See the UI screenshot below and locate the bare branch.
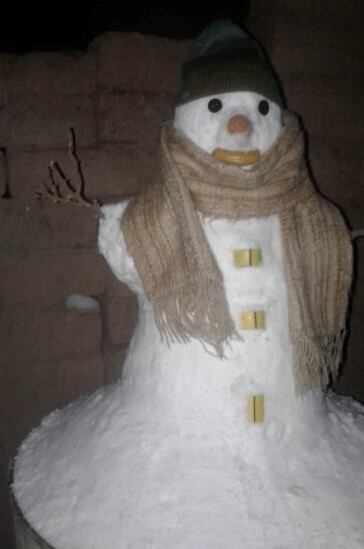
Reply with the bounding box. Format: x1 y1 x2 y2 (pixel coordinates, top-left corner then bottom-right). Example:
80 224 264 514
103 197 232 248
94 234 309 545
68 127 85 195
36 128 103 218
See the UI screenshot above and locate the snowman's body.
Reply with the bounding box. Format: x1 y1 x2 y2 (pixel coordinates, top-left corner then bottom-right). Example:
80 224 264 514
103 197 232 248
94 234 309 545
100 204 300 434
99 91 302 434
13 91 364 548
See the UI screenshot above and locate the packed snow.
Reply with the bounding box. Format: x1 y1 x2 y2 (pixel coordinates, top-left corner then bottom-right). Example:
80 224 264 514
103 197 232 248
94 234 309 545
65 294 100 313
13 91 364 548
13 378 364 548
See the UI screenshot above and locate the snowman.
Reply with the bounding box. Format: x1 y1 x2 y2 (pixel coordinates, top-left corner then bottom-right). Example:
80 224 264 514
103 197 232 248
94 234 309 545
99 19 352 427
13 20 364 549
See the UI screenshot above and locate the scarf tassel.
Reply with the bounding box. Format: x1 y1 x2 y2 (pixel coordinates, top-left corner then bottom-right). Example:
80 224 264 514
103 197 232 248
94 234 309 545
294 331 346 392
153 276 241 358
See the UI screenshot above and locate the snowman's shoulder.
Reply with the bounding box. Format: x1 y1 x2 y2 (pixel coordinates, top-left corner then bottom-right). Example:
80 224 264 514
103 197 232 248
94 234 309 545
97 200 143 294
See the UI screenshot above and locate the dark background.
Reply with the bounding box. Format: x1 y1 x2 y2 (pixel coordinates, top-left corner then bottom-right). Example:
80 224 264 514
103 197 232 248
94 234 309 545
0 2 251 52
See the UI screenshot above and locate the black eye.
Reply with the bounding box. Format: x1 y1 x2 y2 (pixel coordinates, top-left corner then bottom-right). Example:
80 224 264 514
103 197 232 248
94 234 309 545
208 98 223 113
258 100 269 115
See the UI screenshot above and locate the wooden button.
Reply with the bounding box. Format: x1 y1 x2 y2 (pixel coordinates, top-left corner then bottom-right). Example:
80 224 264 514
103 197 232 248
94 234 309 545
239 310 265 330
233 248 262 267
247 395 265 423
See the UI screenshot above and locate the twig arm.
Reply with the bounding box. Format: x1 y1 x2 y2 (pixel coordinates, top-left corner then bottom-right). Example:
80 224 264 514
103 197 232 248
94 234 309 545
36 127 103 218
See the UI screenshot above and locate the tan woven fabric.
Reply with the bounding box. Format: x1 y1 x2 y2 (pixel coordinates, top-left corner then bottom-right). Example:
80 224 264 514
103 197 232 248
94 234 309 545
121 111 352 392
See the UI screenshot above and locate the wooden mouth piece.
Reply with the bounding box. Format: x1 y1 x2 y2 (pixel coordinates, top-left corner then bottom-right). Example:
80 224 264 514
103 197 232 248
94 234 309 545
212 148 261 166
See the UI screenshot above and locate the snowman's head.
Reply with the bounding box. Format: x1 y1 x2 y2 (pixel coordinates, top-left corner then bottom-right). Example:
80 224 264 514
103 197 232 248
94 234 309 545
174 20 284 167
174 90 282 166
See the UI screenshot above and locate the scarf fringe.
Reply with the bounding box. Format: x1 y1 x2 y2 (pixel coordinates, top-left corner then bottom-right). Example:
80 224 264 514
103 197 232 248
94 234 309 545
122 112 352 394
154 276 241 358
294 331 346 392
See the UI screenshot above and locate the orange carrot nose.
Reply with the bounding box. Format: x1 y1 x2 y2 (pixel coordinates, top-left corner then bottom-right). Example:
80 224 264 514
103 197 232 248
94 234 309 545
227 114 251 134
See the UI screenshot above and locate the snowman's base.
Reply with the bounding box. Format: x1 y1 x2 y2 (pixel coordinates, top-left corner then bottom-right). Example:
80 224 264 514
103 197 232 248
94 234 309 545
11 489 54 549
12 382 364 549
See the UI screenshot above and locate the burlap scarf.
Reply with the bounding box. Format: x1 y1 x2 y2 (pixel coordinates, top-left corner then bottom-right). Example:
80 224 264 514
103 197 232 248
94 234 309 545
121 111 352 392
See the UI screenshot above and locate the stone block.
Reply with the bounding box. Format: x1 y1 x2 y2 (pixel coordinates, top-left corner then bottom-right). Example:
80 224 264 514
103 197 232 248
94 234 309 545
0 475 14 549
283 83 364 147
2 94 96 148
271 16 364 93
0 249 106 307
0 149 8 198
0 200 99 251
0 53 16 95
92 31 188 93
0 306 102 364
264 0 361 23
274 12 362 55
56 352 105 402
307 136 362 206
104 269 139 300
346 206 364 232
97 90 174 147
1 50 96 96
103 296 138 345
244 15 277 56
1 353 105 437
102 345 127 384
81 144 158 200
335 241 364 401
306 138 363 233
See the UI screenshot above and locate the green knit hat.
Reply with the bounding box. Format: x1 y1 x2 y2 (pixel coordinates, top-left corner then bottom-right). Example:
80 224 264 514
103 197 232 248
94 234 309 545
176 19 283 107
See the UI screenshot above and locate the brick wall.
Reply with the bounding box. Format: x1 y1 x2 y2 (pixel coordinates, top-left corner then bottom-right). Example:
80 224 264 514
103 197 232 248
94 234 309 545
1 2 363 546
